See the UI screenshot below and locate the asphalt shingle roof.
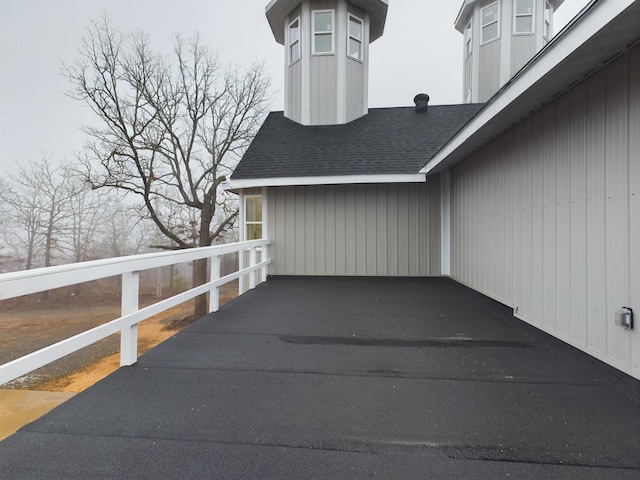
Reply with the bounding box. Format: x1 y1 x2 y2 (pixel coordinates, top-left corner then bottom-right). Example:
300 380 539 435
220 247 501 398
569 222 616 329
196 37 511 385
231 104 485 180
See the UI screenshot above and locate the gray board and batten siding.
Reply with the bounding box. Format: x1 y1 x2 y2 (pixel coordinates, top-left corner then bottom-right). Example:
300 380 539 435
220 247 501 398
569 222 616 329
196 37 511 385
478 39 501 104
449 44 640 379
267 180 441 277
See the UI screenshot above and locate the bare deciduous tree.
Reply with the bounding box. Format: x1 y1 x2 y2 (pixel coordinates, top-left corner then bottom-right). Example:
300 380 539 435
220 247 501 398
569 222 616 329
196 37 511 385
64 17 272 319
97 204 157 258
0 155 71 270
57 172 106 264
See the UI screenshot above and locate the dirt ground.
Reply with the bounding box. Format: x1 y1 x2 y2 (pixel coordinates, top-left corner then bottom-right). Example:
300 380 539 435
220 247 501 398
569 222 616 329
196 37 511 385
0 281 238 440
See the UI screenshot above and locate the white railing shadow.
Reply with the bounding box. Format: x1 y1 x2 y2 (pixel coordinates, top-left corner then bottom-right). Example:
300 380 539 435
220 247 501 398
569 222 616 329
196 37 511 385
0 239 271 386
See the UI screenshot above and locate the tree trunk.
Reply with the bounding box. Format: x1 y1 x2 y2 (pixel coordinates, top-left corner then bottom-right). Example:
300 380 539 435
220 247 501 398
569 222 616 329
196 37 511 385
192 203 213 320
41 222 54 301
192 257 208 320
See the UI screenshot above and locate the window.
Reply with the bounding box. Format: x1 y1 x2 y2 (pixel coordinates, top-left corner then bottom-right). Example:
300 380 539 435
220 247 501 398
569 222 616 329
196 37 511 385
313 10 334 54
347 14 363 61
289 17 301 64
514 0 534 34
543 1 552 41
245 195 262 240
481 2 500 43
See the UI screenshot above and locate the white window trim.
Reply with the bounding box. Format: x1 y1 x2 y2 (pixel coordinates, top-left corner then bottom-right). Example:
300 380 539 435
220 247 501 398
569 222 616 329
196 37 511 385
543 0 552 41
288 16 301 66
465 19 473 58
347 13 364 62
481 1 500 45
513 0 535 35
312 9 335 55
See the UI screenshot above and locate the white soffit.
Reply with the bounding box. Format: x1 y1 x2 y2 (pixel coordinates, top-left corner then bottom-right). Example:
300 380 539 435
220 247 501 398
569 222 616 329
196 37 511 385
425 0 640 175
223 174 426 191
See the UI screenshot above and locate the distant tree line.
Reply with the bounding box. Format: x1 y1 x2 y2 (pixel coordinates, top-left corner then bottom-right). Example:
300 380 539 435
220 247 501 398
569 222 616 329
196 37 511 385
0 154 157 272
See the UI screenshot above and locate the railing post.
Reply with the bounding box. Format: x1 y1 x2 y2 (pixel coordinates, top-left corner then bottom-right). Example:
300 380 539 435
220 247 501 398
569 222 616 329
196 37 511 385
120 271 140 366
238 249 246 295
209 254 221 313
261 243 269 284
249 247 257 289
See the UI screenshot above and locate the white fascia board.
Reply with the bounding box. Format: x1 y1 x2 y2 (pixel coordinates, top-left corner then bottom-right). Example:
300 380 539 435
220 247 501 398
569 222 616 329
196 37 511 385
422 0 631 175
223 174 426 191
454 0 475 33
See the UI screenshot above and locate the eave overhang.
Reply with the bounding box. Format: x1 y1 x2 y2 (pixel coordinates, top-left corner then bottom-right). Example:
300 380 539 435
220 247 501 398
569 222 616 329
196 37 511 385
428 0 639 174
223 173 425 193
266 0 388 45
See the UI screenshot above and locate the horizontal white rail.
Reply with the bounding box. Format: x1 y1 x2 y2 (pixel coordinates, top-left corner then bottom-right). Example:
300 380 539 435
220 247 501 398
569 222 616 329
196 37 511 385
0 239 269 301
0 239 271 386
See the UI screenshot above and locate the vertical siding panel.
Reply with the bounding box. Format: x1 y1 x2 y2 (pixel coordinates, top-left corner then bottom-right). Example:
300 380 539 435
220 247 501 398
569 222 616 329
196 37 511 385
463 167 471 283
315 186 327 275
325 185 337 275
542 105 557 330
530 112 545 324
355 185 367 275
479 159 486 290
428 176 441 275
451 175 459 277
468 166 473 284
585 69 607 355
366 184 378 275
629 45 640 375
471 160 480 289
407 185 419 276
397 185 409 275
497 140 508 301
488 151 499 295
569 83 588 345
505 136 516 303
345 185 357 275
418 182 428 275
457 168 465 281
283 187 295 273
272 188 285 275
305 186 316 274
377 184 388 274
387 184 398 275
295 186 306 274
520 117 534 317
511 129 524 308
555 93 572 337
604 56 630 367
334 186 347 275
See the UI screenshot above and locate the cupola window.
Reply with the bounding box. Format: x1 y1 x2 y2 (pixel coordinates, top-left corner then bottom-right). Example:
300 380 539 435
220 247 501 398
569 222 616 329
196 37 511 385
289 17 301 64
313 10 334 54
348 14 363 61
481 2 500 43
514 0 534 34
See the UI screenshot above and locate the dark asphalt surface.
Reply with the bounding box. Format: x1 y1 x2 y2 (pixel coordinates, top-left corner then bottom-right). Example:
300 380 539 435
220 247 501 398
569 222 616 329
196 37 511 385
0 276 638 479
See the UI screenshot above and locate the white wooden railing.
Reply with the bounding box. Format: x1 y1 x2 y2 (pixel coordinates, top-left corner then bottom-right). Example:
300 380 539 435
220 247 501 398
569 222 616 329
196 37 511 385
0 239 271 386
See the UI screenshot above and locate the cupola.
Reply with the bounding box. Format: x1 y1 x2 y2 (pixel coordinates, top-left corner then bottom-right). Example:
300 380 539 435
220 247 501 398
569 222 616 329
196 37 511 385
455 0 564 103
266 0 388 126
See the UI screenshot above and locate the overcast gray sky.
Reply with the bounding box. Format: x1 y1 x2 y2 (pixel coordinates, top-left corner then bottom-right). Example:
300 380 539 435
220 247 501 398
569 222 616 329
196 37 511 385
0 0 588 174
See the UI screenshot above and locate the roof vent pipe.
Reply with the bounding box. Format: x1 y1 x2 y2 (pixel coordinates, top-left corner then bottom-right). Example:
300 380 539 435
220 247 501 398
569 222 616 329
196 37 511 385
414 93 430 113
